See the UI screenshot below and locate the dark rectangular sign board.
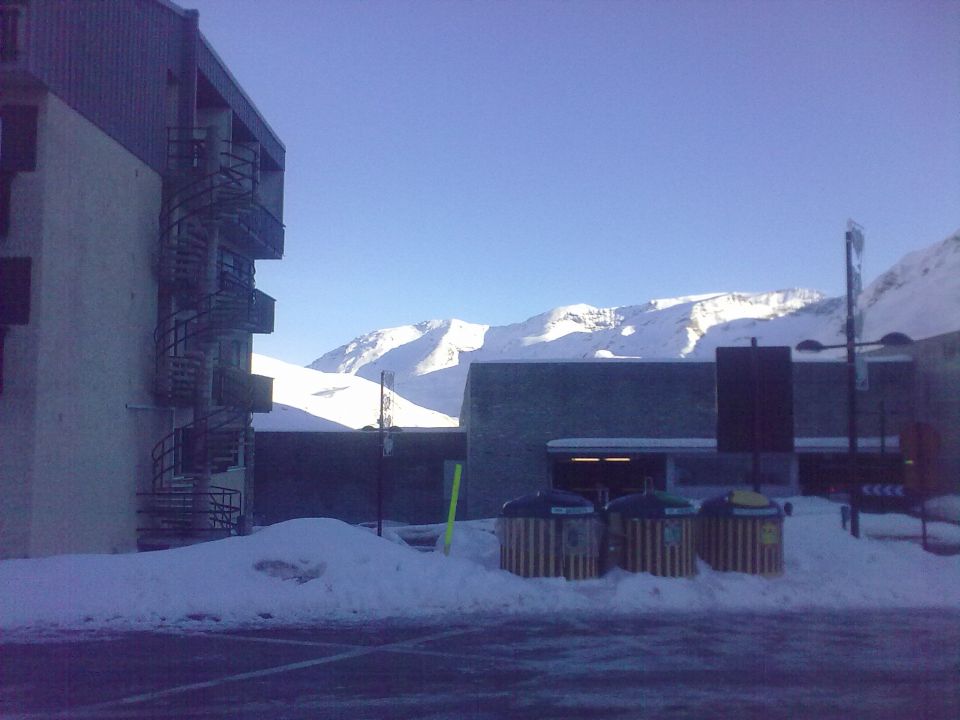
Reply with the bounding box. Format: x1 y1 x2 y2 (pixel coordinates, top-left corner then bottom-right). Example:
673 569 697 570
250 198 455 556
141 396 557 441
716 345 794 453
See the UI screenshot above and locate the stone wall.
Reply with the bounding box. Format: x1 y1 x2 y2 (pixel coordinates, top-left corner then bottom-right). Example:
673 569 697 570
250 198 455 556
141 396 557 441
463 358 915 519
254 430 466 526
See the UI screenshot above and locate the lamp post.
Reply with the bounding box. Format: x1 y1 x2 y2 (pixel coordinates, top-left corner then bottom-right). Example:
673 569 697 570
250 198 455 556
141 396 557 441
377 370 395 538
795 332 912 537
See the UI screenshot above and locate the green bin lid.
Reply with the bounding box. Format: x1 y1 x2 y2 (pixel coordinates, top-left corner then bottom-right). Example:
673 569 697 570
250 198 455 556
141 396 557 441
500 489 596 518
605 491 696 519
699 490 783 518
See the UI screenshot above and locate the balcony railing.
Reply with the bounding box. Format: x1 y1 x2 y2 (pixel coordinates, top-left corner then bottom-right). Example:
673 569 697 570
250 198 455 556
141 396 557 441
221 203 285 261
164 128 283 260
250 373 274 414
137 486 242 535
213 367 273 413
207 288 274 334
249 289 275 334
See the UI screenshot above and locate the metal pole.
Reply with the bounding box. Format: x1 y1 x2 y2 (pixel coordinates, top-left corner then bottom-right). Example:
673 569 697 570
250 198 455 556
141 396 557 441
751 337 761 493
845 231 861 538
377 370 384 537
879 400 886 456
377 371 384 537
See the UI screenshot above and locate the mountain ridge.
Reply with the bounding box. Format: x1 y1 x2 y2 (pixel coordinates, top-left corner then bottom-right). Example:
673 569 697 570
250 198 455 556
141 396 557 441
258 231 959 426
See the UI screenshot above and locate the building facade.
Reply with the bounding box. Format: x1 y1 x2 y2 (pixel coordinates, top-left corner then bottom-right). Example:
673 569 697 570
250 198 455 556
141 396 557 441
249 333 957 527
254 430 467 527
460 352 922 519
0 0 284 557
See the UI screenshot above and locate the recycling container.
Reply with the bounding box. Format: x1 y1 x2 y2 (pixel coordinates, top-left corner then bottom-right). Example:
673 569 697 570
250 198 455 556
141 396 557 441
605 491 698 577
497 489 602 580
697 490 784 577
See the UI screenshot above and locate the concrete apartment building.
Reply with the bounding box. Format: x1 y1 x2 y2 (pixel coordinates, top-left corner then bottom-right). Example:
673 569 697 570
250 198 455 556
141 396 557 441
0 0 284 558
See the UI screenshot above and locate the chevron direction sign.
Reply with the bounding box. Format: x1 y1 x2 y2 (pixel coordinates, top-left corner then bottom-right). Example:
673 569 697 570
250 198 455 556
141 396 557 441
862 484 905 497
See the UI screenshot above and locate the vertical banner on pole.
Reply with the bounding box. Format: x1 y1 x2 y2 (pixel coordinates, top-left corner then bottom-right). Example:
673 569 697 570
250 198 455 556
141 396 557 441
443 463 463 556
380 371 395 431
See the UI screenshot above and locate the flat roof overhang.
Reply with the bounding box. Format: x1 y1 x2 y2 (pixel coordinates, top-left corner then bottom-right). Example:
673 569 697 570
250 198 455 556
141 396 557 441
547 437 900 456
548 438 715 456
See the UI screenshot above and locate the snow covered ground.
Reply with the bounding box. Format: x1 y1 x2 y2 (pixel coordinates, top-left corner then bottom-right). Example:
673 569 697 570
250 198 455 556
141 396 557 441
1 497 957 635
251 354 458 430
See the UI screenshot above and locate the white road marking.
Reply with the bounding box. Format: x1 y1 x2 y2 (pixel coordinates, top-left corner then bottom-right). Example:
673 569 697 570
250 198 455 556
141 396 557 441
218 631 544 668
25 627 482 718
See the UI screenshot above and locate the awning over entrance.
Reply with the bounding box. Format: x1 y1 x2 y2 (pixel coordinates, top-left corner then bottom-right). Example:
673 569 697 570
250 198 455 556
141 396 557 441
547 438 716 455
548 437 900 455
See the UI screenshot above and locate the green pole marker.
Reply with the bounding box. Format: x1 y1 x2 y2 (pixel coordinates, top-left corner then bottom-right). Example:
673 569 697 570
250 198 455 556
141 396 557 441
443 463 463 556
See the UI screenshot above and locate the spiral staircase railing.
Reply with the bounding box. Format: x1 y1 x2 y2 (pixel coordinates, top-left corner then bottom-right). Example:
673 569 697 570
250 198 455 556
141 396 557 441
139 128 264 545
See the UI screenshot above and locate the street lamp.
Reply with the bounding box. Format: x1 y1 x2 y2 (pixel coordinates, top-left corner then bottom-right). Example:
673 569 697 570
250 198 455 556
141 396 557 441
795 333 913 353
795 332 913 538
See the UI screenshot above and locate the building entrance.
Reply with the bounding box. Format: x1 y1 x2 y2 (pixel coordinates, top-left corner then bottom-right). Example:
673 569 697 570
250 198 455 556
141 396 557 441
552 455 666 508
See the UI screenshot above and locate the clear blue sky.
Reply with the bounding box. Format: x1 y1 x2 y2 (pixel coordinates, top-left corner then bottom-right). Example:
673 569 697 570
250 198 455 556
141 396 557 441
184 0 960 365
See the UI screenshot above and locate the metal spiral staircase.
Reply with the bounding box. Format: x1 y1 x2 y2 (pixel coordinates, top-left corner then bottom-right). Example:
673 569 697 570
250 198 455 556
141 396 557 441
138 127 276 549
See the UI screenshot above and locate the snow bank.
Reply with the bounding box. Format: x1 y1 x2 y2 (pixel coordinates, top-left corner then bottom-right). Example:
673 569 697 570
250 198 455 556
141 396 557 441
0 498 957 634
921 494 960 524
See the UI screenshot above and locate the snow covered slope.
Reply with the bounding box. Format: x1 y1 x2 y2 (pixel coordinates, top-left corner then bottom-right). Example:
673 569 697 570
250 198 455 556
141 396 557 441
268 231 959 424
251 355 458 431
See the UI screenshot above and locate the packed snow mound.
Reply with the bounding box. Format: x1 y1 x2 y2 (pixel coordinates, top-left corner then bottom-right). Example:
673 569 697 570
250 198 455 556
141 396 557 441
0 498 958 634
251 354 458 431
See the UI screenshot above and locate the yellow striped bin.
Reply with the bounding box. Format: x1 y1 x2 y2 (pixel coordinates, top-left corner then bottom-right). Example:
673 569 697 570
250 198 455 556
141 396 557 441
605 492 698 578
497 490 601 581
697 490 784 577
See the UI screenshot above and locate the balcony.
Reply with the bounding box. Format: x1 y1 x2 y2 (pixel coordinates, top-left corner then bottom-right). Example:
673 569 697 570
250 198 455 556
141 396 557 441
209 288 274 334
163 128 283 261
213 366 273 413
220 203 285 261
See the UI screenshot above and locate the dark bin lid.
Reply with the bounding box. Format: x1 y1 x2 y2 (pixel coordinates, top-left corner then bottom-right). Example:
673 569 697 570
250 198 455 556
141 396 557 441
699 490 783 518
500 489 596 518
605 491 696 519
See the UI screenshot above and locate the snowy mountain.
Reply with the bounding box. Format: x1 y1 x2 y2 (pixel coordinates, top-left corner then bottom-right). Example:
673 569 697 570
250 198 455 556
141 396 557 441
251 355 458 431
269 232 959 425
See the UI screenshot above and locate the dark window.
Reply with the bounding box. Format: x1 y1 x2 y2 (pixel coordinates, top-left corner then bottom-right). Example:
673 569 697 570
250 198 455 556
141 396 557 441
0 172 10 237
674 453 792 487
0 105 38 172
0 6 20 63
0 325 7 394
0 256 31 325
0 104 38 236
217 247 254 290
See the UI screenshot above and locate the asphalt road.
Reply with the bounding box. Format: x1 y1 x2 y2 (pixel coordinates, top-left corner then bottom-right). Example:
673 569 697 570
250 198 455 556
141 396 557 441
2 609 959 720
